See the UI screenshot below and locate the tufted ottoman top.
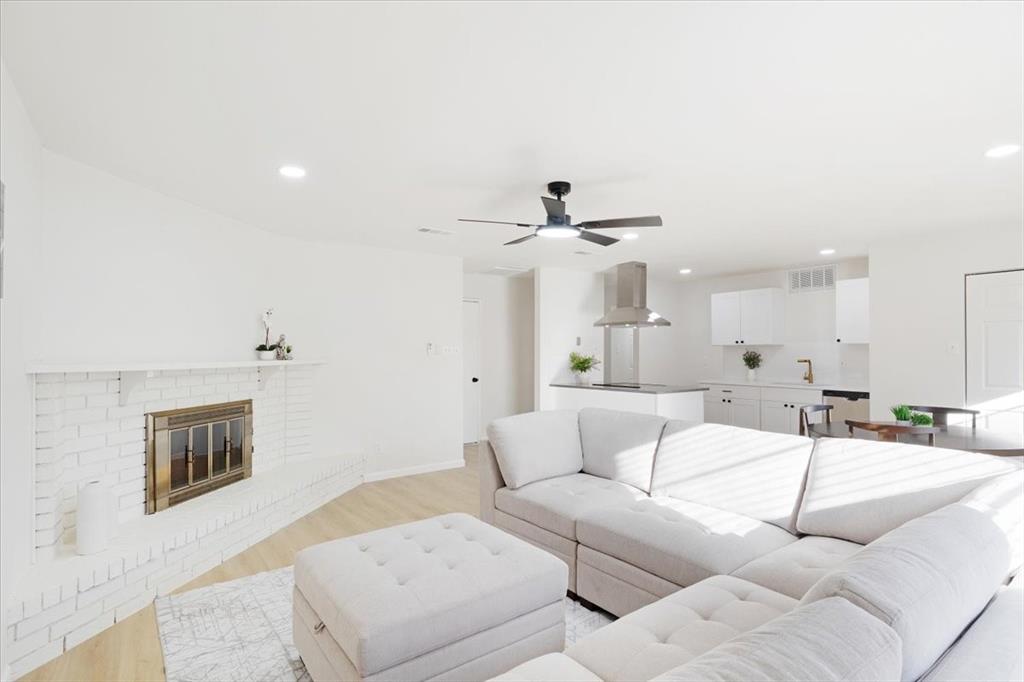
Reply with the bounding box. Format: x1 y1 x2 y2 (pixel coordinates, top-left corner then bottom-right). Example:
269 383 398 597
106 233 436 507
294 513 568 676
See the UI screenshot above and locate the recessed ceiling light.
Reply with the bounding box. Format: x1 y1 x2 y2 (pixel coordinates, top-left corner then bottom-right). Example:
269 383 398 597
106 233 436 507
621 233 639 240
985 144 1021 159
820 248 836 255
679 268 692 275
278 165 307 179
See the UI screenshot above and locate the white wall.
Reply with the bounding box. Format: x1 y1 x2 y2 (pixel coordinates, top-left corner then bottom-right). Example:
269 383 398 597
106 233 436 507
644 260 870 386
534 268 604 409
0 65 465 646
1 59 42 679
869 228 1024 420
463 273 534 433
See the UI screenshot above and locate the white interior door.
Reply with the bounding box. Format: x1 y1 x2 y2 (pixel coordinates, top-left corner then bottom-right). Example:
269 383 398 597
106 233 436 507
462 300 482 444
966 270 1024 433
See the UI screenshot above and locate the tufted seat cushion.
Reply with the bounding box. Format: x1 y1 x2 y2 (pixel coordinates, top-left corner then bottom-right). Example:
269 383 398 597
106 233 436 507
576 497 797 587
731 536 863 599
495 473 647 540
294 513 568 677
565 575 798 680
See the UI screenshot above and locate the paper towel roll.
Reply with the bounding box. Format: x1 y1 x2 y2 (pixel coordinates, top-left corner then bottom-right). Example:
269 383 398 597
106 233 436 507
77 480 111 555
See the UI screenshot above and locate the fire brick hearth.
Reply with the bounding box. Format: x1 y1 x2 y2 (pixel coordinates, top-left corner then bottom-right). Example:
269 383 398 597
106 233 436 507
146 400 253 513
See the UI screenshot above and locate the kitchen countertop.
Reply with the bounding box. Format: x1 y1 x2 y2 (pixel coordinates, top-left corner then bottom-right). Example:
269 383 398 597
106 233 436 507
550 383 709 395
699 378 869 393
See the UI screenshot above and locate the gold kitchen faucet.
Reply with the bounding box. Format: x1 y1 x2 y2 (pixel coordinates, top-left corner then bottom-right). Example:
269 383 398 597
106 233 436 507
797 358 814 384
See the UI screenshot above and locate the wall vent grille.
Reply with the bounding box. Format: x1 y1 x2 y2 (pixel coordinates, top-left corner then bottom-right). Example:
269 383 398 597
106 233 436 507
788 264 836 292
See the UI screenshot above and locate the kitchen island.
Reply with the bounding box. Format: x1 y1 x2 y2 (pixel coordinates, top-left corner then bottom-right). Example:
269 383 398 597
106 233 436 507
549 383 707 421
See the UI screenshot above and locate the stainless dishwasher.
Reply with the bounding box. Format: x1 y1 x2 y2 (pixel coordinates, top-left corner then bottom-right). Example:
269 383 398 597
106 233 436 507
823 389 871 423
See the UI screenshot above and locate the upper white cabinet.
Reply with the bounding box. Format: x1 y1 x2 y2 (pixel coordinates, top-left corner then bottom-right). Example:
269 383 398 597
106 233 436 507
710 288 785 346
835 278 870 344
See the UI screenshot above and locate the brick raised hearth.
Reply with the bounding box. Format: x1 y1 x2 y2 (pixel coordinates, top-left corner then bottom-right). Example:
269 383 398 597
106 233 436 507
7 361 364 679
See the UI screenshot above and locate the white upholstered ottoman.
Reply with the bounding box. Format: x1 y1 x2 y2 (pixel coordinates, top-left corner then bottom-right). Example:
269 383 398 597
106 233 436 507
293 513 569 681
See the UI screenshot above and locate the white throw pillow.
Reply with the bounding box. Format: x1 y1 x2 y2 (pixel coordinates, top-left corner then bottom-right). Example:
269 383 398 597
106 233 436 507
487 410 582 489
801 503 1011 681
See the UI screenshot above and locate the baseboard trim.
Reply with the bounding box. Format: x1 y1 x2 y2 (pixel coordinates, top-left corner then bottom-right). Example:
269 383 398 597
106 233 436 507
364 458 465 483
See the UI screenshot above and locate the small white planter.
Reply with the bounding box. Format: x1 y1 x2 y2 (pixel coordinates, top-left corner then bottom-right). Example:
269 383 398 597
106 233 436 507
257 350 276 361
895 420 911 426
747 369 757 382
575 373 592 386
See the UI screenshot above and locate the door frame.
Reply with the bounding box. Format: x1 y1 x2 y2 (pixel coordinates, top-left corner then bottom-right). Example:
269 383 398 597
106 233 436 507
963 268 1024 405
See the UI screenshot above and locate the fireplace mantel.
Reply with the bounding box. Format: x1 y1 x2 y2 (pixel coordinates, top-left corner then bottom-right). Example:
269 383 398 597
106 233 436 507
27 359 326 405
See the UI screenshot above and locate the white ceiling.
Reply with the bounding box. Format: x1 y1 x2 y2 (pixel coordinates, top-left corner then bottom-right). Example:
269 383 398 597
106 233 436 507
2 1 1021 279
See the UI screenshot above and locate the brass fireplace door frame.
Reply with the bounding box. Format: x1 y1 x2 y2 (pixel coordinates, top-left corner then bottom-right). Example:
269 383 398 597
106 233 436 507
146 399 253 513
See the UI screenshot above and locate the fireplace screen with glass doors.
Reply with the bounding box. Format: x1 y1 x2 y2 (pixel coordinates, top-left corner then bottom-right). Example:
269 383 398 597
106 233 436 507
146 400 253 513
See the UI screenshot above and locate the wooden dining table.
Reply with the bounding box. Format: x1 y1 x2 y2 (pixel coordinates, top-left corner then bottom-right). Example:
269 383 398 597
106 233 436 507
808 419 1024 456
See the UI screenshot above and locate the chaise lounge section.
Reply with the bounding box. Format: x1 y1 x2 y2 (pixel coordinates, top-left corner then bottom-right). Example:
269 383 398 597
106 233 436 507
481 408 1023 681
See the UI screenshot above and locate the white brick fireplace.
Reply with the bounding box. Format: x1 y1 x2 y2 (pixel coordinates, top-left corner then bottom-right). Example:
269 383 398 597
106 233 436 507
6 360 364 678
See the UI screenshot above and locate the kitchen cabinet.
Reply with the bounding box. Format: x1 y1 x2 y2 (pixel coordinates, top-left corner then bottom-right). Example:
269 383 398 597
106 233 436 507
760 400 804 434
710 292 741 345
710 288 785 345
703 382 825 434
703 384 763 429
835 278 870 344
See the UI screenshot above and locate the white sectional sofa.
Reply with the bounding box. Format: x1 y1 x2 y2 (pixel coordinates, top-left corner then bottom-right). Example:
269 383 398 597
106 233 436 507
481 408 1023 681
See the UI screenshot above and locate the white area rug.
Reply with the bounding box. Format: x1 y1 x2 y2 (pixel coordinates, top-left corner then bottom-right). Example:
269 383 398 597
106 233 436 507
156 566 613 682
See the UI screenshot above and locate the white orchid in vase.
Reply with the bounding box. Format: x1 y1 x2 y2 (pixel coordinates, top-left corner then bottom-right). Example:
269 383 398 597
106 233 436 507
255 308 277 359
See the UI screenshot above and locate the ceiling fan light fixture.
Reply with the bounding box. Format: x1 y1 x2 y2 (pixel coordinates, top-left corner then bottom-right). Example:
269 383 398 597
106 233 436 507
537 225 580 239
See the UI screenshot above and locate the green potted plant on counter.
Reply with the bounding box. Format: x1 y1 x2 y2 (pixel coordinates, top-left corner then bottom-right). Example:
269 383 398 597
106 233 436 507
742 350 762 382
569 352 601 386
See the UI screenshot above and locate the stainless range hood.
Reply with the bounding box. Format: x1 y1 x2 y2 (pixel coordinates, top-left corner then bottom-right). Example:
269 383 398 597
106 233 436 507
593 261 671 328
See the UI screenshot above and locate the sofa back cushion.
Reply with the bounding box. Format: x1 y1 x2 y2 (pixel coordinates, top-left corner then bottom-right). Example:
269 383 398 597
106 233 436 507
578 408 667 492
650 421 813 532
487 410 582 489
958 470 1024 575
796 437 1020 544
651 597 902 682
801 503 1012 681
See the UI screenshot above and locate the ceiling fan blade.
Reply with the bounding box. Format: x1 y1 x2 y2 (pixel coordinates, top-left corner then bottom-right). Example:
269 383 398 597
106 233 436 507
540 196 566 220
577 230 619 247
458 218 535 227
504 234 538 246
577 216 663 229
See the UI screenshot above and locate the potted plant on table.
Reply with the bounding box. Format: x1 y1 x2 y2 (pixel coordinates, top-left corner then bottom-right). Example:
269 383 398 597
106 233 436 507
890 404 913 426
742 350 762 382
569 352 601 386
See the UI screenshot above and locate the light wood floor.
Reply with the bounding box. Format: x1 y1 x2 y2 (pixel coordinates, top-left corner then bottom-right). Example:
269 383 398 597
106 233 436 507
24 446 480 682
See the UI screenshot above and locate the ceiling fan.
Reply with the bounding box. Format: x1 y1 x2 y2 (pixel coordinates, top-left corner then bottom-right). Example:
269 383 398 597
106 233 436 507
459 181 663 246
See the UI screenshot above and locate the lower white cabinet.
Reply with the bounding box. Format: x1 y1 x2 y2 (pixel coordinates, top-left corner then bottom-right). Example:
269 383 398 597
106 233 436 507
702 383 822 435
703 387 762 430
760 400 802 435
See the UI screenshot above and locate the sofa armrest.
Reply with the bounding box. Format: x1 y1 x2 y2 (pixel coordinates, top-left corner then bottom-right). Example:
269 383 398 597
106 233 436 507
479 440 506 524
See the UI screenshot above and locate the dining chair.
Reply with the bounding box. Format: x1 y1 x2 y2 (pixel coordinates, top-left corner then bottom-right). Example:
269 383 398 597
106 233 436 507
799 404 833 437
905 406 980 428
845 419 939 446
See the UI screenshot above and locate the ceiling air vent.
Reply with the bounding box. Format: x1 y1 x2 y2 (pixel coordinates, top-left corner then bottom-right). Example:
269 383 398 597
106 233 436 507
417 227 455 236
788 264 836 292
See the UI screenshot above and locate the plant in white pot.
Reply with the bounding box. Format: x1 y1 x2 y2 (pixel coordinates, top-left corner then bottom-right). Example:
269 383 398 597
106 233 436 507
890 404 913 426
256 308 276 360
742 350 762 382
569 352 600 386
